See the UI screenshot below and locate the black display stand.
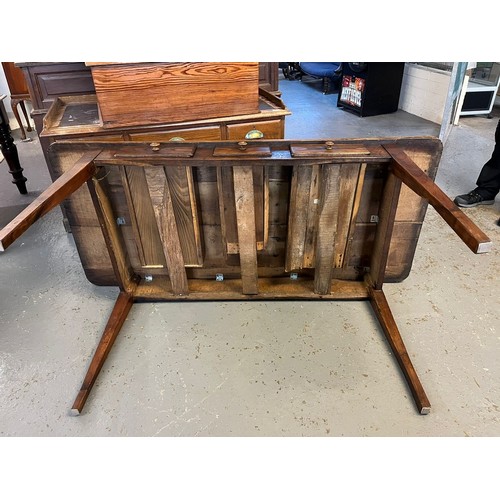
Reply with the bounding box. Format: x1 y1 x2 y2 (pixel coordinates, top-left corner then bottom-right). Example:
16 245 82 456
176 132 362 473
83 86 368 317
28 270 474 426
337 63 405 117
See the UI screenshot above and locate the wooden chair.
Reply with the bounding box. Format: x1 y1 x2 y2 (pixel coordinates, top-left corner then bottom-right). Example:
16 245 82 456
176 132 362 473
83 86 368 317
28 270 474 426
1 63 33 141
0 138 491 415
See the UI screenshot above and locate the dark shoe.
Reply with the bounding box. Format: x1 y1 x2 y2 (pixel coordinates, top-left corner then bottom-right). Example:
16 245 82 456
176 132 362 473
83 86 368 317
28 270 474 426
497 218 500 227
454 189 495 208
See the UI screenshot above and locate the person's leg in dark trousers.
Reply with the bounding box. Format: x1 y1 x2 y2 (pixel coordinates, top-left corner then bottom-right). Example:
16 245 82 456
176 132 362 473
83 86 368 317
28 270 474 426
454 119 500 208
475 118 500 198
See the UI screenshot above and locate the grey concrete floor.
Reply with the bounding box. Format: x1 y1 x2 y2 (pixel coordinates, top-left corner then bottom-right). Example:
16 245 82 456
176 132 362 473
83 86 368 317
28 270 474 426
0 76 499 438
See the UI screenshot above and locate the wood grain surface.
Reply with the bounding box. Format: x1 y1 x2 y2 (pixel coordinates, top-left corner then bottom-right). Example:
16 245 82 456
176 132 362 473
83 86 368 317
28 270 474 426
91 62 260 128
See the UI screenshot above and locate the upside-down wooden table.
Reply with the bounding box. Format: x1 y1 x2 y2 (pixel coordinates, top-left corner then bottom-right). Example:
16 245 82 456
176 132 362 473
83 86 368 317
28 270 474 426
0 138 492 415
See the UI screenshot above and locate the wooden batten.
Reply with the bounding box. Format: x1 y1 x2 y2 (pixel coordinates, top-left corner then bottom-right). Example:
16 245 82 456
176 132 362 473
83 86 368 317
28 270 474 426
217 165 267 255
302 165 321 268
285 164 318 272
232 166 259 295
286 162 362 277
164 165 204 267
121 166 167 267
144 167 189 296
313 164 341 295
342 163 367 269
333 164 363 268
123 164 203 269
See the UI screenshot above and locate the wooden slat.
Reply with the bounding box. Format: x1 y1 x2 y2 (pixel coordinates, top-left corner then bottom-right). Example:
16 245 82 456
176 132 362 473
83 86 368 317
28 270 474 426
217 166 238 256
263 166 270 249
121 166 166 267
0 151 97 251
303 165 321 268
314 164 341 295
285 164 314 271
233 166 258 294
164 166 203 267
218 165 266 255
144 167 189 296
252 165 267 250
333 164 362 268
342 163 367 268
385 144 492 254
88 170 138 293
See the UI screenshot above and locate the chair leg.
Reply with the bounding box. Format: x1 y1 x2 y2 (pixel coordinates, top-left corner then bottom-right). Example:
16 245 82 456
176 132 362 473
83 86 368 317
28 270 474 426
322 77 330 94
10 98 26 141
19 100 33 132
71 291 134 415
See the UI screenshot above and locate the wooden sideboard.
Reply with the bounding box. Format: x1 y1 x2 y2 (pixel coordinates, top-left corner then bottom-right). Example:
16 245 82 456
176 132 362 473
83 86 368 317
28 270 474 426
17 62 284 175
40 90 289 174
17 62 279 132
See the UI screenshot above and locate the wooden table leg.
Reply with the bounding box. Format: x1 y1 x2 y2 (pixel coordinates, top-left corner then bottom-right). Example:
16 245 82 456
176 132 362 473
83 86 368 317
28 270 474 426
0 110 27 195
71 291 134 415
368 286 431 415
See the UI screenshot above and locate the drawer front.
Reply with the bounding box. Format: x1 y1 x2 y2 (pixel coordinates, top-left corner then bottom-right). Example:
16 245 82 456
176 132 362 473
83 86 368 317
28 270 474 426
226 119 284 140
70 134 125 142
129 126 222 142
29 64 95 110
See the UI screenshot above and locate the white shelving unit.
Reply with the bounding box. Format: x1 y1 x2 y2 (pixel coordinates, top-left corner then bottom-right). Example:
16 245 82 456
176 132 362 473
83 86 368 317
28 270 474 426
460 62 500 117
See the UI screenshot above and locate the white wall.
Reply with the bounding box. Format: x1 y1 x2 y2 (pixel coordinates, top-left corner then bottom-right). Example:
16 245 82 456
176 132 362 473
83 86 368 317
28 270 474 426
398 63 452 124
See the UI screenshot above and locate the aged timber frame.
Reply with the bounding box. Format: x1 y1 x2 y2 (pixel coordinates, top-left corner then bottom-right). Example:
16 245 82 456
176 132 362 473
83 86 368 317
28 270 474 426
0 138 491 415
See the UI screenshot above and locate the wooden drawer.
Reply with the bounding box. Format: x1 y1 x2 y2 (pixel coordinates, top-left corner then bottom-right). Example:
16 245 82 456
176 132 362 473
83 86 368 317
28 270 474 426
70 134 125 142
226 119 284 140
129 126 222 142
21 63 95 110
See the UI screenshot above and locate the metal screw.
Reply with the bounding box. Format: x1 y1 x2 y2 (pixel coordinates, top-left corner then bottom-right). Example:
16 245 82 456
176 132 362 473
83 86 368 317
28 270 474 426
215 273 224 281
144 275 153 282
290 272 298 280
116 217 126 225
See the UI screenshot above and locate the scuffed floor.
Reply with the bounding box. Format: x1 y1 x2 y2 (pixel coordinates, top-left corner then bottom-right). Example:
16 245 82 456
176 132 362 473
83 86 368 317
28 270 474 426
0 78 499 437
